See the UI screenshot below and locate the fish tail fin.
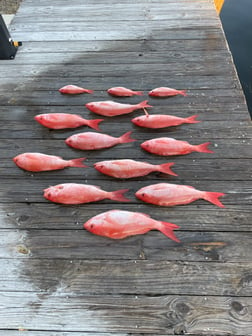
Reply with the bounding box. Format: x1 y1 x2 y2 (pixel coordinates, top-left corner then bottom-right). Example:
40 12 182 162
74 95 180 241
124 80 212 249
109 189 131 202
203 192 225 208
195 142 214 153
85 89 94 94
158 162 178 176
159 222 180 242
138 100 153 109
179 90 187 96
69 157 87 168
120 131 136 143
87 118 104 131
134 91 144 96
185 114 200 124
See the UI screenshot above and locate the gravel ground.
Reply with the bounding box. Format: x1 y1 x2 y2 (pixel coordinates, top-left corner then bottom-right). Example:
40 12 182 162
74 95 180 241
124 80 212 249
0 0 22 14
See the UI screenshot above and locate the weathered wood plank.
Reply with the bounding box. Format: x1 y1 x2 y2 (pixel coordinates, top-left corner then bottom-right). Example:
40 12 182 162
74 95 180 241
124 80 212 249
0 120 250 140
1 229 251 262
0 63 235 81
11 26 223 42
0 50 232 65
0 292 251 334
0 75 239 91
0 179 250 205
13 7 217 22
1 203 251 231
0 104 249 120
14 39 228 54
1 260 252 296
3 158 252 181
1 139 251 159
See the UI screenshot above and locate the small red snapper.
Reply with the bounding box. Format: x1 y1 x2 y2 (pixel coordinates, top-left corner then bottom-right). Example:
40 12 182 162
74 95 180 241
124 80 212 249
84 209 180 242
141 137 213 156
85 100 152 117
94 159 177 178
44 183 130 204
59 85 94 94
149 87 187 97
132 114 200 129
136 183 225 208
13 152 86 172
107 87 143 97
65 131 136 150
35 113 104 131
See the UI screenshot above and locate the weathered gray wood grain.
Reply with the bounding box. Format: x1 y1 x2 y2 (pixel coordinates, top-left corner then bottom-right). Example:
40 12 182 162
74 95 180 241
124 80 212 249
1 259 252 295
0 120 250 140
1 229 251 262
14 39 228 53
0 0 251 335
3 158 252 181
0 292 251 334
1 138 251 159
0 178 250 204
1 203 251 231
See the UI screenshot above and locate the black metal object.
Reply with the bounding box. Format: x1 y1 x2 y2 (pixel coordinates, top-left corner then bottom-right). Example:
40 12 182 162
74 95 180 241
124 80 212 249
0 14 22 59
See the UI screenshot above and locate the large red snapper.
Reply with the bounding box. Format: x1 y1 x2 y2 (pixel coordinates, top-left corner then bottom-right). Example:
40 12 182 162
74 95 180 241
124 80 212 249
85 100 152 117
84 209 180 242
94 159 177 178
141 137 213 156
13 152 86 172
44 183 130 204
132 114 200 129
35 113 104 131
136 183 225 208
65 131 136 150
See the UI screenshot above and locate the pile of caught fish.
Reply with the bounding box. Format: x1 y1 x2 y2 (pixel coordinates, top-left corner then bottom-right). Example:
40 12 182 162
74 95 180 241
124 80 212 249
13 85 225 243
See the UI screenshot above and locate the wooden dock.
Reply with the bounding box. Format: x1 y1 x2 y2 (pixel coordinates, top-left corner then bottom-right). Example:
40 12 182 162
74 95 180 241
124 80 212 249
0 0 251 334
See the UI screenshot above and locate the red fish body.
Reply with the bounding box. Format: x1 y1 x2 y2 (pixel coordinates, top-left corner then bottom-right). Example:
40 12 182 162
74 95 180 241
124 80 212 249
44 183 130 204
65 131 136 150
35 113 104 131
84 209 180 242
13 153 86 172
59 85 93 94
132 114 200 129
94 159 177 178
107 87 143 97
141 137 213 156
136 183 225 208
85 100 152 117
149 87 187 97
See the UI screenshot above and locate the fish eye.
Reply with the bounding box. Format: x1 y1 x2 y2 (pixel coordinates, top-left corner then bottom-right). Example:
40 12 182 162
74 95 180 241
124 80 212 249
142 193 145 197
90 224 94 229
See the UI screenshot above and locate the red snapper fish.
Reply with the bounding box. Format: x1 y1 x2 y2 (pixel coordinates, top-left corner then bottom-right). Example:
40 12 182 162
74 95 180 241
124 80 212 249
132 114 200 129
85 100 152 117
94 159 177 178
136 183 225 208
65 131 136 150
13 152 86 172
107 87 143 97
59 85 94 94
149 87 187 97
44 183 130 204
141 137 213 156
84 209 180 242
35 113 104 131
